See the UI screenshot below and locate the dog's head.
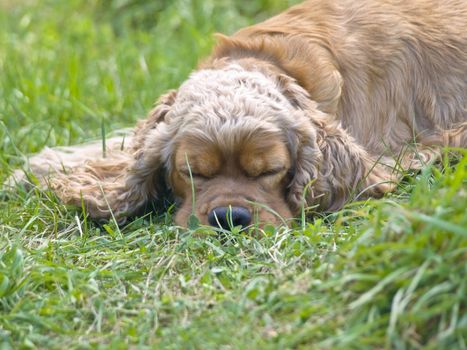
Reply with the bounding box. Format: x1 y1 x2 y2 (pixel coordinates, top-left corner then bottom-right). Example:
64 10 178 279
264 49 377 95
175 66 298 229
128 63 328 229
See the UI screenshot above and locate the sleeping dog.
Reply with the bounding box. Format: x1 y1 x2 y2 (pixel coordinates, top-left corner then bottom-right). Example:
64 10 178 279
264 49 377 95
10 0 467 229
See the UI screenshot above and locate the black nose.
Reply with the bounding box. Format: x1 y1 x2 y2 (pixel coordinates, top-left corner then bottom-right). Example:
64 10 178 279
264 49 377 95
208 206 252 230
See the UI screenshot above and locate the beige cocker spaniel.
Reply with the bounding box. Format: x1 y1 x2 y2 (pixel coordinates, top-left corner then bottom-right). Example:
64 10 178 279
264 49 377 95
10 0 467 229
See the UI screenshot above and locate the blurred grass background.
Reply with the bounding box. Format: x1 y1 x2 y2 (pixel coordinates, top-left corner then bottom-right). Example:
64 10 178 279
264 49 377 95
0 0 297 156
0 1 466 349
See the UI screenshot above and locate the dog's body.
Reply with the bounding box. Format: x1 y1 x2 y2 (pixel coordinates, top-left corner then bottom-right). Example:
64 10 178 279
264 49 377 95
216 0 467 152
10 0 467 228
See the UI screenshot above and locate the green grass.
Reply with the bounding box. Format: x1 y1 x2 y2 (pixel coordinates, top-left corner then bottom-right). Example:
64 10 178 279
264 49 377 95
0 1 466 349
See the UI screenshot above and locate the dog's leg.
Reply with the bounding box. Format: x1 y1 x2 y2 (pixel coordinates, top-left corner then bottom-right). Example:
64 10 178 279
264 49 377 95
5 134 140 224
419 122 467 149
7 134 131 188
393 122 467 170
447 122 467 148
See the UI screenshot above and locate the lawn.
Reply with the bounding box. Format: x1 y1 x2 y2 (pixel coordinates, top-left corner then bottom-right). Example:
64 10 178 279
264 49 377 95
0 1 466 349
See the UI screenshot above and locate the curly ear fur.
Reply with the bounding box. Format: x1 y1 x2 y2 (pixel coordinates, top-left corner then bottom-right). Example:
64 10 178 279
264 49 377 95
26 91 178 223
131 90 177 152
273 74 396 213
312 121 397 211
287 111 397 214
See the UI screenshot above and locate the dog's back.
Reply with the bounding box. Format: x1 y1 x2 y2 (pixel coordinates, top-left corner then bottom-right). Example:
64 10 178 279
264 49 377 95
213 0 467 152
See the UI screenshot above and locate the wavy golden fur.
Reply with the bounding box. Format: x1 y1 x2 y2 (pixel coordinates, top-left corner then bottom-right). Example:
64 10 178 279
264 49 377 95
9 0 467 228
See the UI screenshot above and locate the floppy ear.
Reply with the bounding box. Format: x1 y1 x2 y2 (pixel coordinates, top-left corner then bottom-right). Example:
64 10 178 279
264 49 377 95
49 90 177 224
131 90 177 152
287 111 397 214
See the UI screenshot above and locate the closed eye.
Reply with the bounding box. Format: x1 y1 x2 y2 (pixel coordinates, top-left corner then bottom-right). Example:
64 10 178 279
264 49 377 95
255 166 286 178
180 170 210 180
